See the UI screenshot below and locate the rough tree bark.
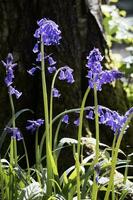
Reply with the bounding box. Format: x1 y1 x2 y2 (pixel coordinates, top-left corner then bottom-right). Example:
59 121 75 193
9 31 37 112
0 0 131 167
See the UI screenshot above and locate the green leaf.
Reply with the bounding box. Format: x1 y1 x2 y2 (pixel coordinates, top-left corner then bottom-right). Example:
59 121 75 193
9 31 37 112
0 108 33 151
18 182 44 200
119 190 128 200
48 144 58 177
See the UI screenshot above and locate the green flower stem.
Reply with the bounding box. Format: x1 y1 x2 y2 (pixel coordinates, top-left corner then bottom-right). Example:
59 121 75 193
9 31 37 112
35 128 39 170
49 68 62 148
111 133 117 200
9 94 17 164
92 84 99 200
22 139 30 179
49 66 69 149
40 131 46 158
112 182 115 200
41 39 52 196
35 128 42 185
77 87 90 155
9 139 13 200
76 87 90 200
52 105 112 124
53 120 62 165
104 113 133 200
112 134 117 157
9 93 17 199
53 106 93 124
75 153 80 200
9 94 15 128
123 155 129 185
40 106 91 157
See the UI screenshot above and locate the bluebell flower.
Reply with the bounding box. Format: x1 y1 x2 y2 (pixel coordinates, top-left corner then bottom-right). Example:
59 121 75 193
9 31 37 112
86 48 123 90
4 68 15 86
36 52 42 62
48 66 57 73
5 127 23 141
59 67 75 84
52 88 61 98
34 18 61 46
26 119 44 132
47 56 57 73
74 118 80 126
27 66 41 76
62 114 69 124
58 70 66 80
86 110 94 119
9 86 22 99
33 43 39 53
2 53 17 69
2 53 17 86
48 56 56 66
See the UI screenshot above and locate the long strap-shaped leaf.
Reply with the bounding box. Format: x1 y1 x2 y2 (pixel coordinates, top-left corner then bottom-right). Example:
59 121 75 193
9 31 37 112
0 108 33 152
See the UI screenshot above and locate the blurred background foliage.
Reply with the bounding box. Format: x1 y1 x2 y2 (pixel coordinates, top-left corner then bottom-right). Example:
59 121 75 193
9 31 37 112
102 0 133 106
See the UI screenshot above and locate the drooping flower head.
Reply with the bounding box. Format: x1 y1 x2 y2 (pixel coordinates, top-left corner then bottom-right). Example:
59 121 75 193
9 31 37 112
86 106 128 134
26 119 44 133
34 18 61 46
5 127 23 141
52 88 61 98
27 66 41 76
62 114 69 124
9 86 22 99
74 118 80 126
58 66 75 84
86 48 123 90
1 53 17 86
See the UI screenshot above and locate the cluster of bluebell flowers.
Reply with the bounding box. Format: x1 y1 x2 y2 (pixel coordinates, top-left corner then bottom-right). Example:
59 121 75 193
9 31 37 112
62 104 132 134
2 53 22 140
34 18 61 46
86 105 133 134
52 66 75 98
60 48 132 133
86 48 123 91
28 18 74 99
2 53 22 98
28 18 61 76
2 53 17 86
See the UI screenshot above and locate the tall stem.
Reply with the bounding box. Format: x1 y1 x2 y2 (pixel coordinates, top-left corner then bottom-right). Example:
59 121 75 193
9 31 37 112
104 113 133 200
92 84 99 200
76 87 90 200
22 139 30 179
41 39 52 195
77 87 90 155
49 66 69 148
9 94 15 128
75 153 80 200
9 94 17 199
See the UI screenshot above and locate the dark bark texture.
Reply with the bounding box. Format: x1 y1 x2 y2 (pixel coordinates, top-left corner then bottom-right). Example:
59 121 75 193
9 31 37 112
0 0 132 169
